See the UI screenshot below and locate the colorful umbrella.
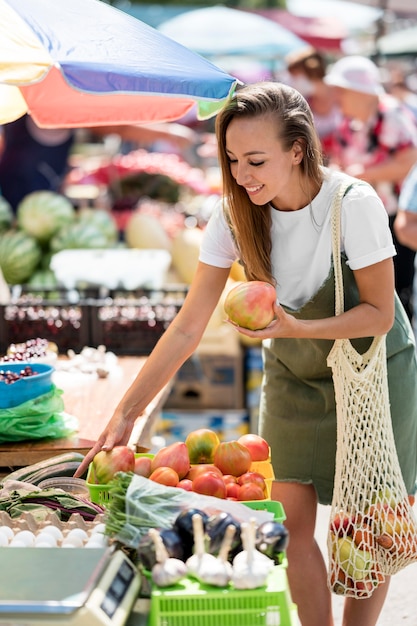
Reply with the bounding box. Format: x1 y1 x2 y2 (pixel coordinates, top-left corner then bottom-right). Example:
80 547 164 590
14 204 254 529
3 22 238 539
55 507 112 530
0 0 240 129
158 6 308 61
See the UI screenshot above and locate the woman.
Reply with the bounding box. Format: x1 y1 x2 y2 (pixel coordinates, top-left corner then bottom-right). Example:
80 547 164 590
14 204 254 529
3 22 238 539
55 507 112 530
75 82 417 626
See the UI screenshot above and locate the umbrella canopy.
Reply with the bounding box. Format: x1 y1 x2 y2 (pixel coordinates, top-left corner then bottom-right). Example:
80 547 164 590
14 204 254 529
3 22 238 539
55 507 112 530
158 6 308 60
374 24 417 55
345 0 417 15
0 0 240 129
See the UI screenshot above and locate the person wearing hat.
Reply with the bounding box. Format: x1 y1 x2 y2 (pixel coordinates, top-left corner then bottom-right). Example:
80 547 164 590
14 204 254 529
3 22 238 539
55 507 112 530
325 55 417 321
285 46 341 162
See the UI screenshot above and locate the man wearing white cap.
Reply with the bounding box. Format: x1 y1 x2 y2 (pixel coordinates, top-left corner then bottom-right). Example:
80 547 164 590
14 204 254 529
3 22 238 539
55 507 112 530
325 55 417 321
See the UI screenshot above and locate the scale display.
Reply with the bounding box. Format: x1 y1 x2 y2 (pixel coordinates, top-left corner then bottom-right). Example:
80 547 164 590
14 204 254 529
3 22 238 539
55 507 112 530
0 546 141 626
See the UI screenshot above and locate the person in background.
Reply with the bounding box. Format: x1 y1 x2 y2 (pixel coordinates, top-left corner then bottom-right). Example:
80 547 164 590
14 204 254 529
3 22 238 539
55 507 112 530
0 115 74 212
387 69 417 122
324 55 417 320
284 46 341 162
394 162 417 249
75 81 417 626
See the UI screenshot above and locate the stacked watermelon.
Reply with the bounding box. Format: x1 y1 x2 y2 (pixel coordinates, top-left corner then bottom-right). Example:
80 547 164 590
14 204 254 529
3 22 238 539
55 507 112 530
0 191 119 286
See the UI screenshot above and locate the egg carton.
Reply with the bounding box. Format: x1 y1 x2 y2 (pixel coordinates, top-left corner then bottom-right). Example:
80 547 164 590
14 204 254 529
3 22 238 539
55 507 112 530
0 510 109 548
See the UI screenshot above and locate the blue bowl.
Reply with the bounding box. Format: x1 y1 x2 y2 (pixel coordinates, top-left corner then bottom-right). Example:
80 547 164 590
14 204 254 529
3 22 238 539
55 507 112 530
0 362 54 409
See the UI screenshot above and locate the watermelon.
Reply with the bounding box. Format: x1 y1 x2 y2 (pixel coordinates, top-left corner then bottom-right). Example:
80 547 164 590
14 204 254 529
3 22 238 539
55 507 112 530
77 208 118 244
17 190 76 245
0 230 42 284
49 222 111 253
0 196 13 232
26 268 59 289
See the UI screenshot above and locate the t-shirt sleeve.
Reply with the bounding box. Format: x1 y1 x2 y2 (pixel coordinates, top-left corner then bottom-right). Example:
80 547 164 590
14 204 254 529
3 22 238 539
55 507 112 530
342 184 397 270
199 200 239 268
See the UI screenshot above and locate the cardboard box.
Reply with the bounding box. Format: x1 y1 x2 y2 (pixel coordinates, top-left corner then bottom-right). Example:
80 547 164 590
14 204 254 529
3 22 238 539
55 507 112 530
165 327 245 409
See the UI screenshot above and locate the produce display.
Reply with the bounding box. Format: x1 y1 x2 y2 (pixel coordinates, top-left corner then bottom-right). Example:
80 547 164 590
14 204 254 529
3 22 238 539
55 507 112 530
88 430 272 502
0 365 40 384
224 281 276 330
0 338 57 363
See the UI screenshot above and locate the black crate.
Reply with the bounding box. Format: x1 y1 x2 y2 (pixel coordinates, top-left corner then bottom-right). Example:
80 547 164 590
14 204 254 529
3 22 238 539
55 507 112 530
89 286 187 355
0 296 91 355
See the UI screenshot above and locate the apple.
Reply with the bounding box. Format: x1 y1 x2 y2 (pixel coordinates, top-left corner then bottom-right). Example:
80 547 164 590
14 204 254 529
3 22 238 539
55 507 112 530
134 455 152 478
224 280 276 330
91 446 135 484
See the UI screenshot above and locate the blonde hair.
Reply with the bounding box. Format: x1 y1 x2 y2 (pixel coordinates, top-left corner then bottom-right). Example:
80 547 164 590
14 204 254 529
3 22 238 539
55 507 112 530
215 81 323 284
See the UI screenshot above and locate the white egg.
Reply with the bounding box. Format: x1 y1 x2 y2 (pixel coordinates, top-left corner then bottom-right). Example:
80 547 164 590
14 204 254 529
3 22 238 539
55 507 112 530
0 532 9 547
34 541 54 548
62 535 84 548
85 534 108 548
90 523 106 535
40 525 63 541
35 533 57 547
0 526 14 541
13 530 35 547
9 539 27 547
66 528 88 543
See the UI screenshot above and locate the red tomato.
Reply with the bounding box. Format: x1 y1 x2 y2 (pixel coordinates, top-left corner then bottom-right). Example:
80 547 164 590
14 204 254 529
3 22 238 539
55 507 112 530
149 466 179 487
237 482 265 501
237 434 270 462
192 472 227 499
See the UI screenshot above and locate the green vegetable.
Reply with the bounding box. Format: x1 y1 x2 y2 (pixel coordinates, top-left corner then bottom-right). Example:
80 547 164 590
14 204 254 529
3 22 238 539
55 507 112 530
0 196 13 232
0 487 104 521
17 191 76 245
3 452 87 484
50 222 111 252
0 229 42 284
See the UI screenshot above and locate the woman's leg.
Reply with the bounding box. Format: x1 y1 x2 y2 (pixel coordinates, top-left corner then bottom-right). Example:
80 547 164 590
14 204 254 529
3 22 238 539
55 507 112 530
342 577 390 626
272 481 334 626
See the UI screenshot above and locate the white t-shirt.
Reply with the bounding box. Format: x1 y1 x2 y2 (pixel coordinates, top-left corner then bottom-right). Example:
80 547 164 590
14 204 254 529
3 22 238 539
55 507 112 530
199 169 396 310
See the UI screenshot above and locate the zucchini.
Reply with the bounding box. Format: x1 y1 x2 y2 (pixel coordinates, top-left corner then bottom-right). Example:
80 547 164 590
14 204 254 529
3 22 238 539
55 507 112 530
25 461 86 485
3 452 86 484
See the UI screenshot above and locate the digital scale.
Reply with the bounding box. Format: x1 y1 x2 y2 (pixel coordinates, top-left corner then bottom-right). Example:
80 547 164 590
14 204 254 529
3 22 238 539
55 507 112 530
0 546 142 626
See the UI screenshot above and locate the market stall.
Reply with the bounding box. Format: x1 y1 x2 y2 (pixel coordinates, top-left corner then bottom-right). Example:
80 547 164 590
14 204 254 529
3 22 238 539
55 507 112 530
0 356 170 469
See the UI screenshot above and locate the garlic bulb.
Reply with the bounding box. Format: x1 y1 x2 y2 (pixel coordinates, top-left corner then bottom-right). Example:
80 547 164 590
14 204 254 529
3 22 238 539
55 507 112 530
232 519 274 589
186 513 222 583
150 528 187 587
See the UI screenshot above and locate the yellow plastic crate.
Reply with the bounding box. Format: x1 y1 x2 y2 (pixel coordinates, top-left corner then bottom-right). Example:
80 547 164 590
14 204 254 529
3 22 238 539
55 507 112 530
87 454 275 506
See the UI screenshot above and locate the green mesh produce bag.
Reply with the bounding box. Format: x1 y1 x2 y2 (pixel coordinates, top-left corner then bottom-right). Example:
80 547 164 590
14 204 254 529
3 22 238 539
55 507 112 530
0 386 78 442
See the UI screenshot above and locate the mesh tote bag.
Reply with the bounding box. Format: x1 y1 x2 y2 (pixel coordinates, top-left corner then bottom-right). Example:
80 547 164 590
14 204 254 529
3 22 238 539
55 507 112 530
326 182 417 599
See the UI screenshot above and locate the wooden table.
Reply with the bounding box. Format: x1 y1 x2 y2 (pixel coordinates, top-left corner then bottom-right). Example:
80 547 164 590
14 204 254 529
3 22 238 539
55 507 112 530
0 357 170 470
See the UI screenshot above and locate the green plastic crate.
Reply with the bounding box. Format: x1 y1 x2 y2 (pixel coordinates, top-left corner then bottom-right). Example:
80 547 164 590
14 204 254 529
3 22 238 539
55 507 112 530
148 565 298 626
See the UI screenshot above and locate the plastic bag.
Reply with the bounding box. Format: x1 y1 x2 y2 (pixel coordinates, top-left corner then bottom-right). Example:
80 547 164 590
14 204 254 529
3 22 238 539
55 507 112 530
106 472 274 549
0 386 78 442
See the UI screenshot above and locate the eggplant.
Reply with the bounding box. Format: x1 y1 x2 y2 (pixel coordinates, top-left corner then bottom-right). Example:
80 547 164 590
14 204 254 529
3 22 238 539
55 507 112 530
137 527 184 571
173 508 210 559
205 511 242 560
255 521 289 564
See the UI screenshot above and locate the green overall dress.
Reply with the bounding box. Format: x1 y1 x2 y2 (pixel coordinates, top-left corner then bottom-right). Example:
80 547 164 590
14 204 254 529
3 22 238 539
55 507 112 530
259 259 417 505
